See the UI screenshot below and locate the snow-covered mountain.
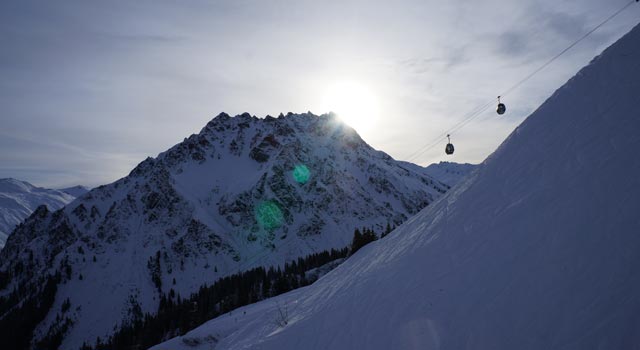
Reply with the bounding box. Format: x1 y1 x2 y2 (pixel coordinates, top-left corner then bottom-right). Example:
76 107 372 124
153 23 640 350
0 178 76 247
0 112 452 349
422 161 476 187
59 186 90 198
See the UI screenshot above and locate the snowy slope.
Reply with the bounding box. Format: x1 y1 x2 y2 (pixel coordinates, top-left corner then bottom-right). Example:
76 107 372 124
0 178 76 247
0 112 451 349
153 23 640 350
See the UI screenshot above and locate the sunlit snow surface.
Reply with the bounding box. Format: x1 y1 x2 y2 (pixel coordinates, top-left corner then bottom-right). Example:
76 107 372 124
154 23 640 350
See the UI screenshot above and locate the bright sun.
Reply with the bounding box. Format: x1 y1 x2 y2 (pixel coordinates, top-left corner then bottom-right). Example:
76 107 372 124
321 80 379 135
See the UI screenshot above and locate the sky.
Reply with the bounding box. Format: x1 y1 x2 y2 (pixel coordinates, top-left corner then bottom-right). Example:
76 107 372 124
1 0 638 188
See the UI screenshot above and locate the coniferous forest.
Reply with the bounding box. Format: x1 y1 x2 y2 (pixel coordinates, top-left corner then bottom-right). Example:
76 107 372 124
88 247 348 350
0 272 63 350
0 226 389 350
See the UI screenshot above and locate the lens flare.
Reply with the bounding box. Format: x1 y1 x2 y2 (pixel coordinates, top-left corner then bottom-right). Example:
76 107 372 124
292 164 310 184
256 201 284 230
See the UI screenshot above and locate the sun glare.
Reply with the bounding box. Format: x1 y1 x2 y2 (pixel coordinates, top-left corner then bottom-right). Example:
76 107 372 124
321 80 380 135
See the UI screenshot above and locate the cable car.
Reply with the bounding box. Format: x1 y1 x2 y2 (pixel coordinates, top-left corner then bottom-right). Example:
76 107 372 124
445 134 454 155
497 96 506 115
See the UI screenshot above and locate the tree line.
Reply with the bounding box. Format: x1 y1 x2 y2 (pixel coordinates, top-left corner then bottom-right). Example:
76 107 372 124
89 246 350 350
0 224 392 350
92 224 394 350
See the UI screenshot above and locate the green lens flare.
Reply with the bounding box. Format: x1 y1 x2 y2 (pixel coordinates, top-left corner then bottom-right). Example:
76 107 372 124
292 164 310 184
256 201 284 230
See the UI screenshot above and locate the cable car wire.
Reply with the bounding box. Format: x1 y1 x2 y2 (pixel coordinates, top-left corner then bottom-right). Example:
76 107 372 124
404 99 494 162
500 0 637 98
405 0 637 163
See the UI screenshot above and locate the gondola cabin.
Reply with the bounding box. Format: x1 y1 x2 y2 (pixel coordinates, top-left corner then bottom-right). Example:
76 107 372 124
445 134 454 155
497 96 506 115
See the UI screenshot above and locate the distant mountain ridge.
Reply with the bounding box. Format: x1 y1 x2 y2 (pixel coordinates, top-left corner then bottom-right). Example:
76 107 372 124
423 161 476 187
0 112 459 349
59 186 90 198
0 178 80 247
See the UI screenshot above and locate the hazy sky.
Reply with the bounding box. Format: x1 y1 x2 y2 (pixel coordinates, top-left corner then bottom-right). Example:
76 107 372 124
1 0 638 188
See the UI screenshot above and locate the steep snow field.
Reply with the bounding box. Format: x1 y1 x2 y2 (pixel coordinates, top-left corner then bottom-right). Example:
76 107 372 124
154 23 640 350
0 178 76 247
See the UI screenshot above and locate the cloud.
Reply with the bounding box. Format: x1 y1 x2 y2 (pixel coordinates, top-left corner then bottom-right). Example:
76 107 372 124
496 31 531 58
399 47 469 74
545 10 590 40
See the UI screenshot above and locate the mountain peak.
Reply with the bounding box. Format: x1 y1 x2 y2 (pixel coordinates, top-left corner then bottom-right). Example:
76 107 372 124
0 109 450 348
0 177 35 192
153 111 366 175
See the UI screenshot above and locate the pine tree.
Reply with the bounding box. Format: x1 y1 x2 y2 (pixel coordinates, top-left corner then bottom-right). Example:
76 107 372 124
382 222 392 238
351 227 378 255
350 228 363 254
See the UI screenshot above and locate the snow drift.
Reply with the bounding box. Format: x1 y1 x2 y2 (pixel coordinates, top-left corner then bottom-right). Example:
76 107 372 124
154 23 640 350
